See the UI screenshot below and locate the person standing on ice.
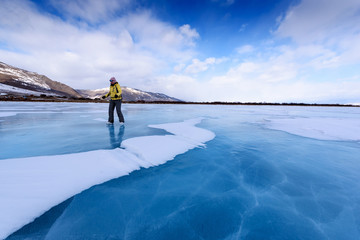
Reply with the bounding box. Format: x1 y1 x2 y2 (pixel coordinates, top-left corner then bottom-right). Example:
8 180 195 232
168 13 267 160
102 77 125 125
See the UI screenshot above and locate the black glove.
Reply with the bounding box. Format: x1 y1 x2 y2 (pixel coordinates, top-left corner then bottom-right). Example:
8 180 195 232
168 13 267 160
114 94 119 98
102 96 106 99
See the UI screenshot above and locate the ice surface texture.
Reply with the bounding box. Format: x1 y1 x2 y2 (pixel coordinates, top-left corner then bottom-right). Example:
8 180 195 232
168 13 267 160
1 102 360 240
0 111 214 239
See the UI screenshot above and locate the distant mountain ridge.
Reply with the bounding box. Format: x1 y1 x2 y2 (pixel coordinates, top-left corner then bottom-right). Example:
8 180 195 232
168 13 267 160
0 61 181 102
77 87 182 102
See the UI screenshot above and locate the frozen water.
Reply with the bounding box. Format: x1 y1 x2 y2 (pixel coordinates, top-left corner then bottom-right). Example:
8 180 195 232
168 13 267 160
1 102 360 240
0 107 215 239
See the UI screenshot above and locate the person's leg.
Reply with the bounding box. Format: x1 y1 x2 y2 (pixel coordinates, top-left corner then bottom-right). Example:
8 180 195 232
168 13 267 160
108 100 116 123
115 100 125 123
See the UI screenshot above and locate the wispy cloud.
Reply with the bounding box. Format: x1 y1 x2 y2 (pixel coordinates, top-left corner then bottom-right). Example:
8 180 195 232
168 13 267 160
49 0 131 24
236 45 255 54
276 0 360 44
238 23 248 32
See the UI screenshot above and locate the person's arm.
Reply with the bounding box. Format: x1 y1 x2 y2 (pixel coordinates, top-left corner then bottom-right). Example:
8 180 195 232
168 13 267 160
102 88 111 99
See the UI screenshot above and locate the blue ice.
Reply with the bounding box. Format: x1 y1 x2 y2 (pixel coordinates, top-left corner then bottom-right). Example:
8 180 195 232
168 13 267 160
1 102 360 240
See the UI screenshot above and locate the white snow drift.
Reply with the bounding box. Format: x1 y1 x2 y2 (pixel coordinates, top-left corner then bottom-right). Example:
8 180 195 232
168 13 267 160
0 118 215 239
265 117 360 141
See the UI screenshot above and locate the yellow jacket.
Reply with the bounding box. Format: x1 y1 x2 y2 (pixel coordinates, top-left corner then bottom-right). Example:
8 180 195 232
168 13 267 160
105 83 122 100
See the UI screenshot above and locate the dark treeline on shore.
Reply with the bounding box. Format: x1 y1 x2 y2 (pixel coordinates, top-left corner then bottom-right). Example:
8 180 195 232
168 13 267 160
131 100 358 107
0 94 358 107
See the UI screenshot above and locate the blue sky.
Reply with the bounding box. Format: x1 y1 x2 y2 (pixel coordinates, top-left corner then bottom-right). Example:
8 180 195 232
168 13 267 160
1 0 360 103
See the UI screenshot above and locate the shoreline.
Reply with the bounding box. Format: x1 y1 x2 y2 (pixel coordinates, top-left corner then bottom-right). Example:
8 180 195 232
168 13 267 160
0 97 359 108
0 93 359 107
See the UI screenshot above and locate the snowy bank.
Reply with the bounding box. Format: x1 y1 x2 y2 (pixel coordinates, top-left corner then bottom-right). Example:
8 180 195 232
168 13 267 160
265 117 360 141
0 118 215 239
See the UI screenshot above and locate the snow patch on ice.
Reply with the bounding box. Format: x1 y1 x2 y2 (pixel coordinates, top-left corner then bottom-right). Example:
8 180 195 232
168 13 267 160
265 117 360 141
149 118 215 144
0 118 215 239
0 112 17 118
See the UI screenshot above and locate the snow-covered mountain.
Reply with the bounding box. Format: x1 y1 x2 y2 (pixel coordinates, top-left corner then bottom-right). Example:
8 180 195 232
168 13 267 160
77 87 182 102
0 62 82 98
0 61 181 102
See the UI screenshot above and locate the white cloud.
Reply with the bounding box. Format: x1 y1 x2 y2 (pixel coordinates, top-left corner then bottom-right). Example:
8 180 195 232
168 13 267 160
276 0 360 44
179 24 200 46
162 0 360 103
153 65 360 103
1 0 359 104
110 13 199 62
183 57 227 74
151 74 201 100
0 0 199 90
174 63 186 72
161 40 360 103
273 0 360 72
184 58 215 74
215 0 358 103
236 45 254 54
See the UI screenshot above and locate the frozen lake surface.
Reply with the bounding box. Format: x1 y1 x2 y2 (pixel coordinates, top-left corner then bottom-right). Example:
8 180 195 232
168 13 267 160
1 102 360 239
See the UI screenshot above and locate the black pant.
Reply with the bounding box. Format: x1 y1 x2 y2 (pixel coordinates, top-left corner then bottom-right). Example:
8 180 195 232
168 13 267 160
108 99 124 123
